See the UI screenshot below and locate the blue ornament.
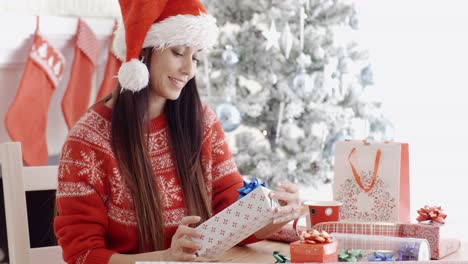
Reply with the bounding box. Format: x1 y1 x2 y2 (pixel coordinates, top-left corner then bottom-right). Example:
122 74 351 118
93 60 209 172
349 12 359 30
361 65 374 86
215 102 241 132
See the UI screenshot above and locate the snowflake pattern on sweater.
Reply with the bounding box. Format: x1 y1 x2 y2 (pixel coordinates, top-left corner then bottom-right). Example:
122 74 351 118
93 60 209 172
54 103 249 264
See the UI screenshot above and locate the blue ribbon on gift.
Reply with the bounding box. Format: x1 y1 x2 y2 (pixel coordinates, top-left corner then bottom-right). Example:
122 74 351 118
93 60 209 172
368 252 396 261
237 178 265 200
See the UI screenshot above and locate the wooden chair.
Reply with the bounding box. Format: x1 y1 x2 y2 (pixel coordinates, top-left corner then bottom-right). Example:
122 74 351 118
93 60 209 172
0 142 64 264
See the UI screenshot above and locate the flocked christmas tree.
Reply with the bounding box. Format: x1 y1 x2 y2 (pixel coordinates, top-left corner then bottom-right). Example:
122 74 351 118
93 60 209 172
199 0 394 188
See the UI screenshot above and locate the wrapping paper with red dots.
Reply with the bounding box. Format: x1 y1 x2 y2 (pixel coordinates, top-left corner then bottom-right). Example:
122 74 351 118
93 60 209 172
194 186 279 259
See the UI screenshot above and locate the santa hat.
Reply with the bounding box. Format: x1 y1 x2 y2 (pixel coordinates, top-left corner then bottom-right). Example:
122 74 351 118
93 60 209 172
113 0 218 92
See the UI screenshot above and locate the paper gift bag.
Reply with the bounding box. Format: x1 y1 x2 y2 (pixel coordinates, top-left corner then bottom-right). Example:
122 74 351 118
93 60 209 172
194 186 279 259
333 141 410 222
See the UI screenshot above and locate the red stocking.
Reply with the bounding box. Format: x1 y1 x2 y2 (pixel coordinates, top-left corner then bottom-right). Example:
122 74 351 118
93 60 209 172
5 18 65 165
96 20 121 102
61 18 99 129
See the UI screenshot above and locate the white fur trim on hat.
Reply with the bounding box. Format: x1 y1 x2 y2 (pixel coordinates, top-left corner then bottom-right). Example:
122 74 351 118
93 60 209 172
118 59 149 92
112 13 218 61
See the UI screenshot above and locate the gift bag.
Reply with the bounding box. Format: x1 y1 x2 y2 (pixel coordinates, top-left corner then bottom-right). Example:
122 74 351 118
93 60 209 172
333 140 410 222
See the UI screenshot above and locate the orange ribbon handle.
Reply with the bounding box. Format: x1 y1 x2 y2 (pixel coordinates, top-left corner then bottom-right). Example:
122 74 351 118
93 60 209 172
347 147 382 193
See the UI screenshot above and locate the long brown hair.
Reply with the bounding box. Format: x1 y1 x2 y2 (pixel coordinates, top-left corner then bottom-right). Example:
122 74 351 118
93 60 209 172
110 48 211 252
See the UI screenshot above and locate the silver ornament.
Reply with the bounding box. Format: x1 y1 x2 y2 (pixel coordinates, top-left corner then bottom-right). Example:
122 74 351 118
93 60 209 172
280 23 294 59
215 102 241 132
269 73 278 84
349 12 359 30
222 47 239 65
292 70 313 95
361 65 374 86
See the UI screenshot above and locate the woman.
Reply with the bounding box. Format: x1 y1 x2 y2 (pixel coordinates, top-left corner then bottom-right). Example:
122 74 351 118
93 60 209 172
54 0 302 263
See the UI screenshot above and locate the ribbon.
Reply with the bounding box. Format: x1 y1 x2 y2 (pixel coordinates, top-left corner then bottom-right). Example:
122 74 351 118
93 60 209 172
338 249 362 262
416 205 447 224
272 251 290 263
397 242 418 261
236 178 265 200
347 147 381 193
368 252 396 261
299 229 333 244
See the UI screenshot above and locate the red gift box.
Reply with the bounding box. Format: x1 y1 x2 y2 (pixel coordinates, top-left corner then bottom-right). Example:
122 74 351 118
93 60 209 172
290 240 338 263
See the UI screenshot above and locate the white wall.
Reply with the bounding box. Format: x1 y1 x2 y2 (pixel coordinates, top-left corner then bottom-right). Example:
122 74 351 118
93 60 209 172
355 0 468 238
0 14 116 157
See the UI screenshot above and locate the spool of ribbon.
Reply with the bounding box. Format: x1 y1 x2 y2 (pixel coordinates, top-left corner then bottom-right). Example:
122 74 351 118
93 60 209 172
298 229 333 244
338 249 362 262
272 251 290 263
368 252 396 261
397 242 418 261
236 178 266 200
416 205 447 224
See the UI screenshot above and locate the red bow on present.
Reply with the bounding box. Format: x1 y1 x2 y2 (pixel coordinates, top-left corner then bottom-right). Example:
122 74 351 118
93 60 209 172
416 205 447 224
299 229 333 244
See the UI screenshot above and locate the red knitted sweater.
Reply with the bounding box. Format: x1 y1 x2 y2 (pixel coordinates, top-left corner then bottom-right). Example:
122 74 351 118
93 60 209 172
54 103 256 264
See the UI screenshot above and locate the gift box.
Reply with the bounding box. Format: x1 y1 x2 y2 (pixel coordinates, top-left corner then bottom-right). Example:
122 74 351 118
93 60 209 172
314 221 403 237
400 223 461 260
312 221 461 260
290 240 338 263
194 185 279 259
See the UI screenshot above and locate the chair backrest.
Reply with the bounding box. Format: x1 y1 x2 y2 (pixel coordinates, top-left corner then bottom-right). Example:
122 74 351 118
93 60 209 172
0 142 64 264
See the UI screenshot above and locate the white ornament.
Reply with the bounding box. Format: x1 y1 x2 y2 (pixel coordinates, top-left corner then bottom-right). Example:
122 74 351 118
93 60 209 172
292 70 313 96
222 46 239 65
269 73 278 85
280 23 294 59
262 20 280 51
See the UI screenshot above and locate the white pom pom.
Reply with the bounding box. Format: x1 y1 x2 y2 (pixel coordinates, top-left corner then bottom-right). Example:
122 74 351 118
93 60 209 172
118 59 149 92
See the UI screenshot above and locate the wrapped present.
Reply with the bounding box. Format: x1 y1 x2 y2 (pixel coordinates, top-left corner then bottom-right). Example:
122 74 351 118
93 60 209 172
290 229 338 263
194 180 279 259
314 221 403 237
332 233 431 261
313 220 461 259
400 223 461 259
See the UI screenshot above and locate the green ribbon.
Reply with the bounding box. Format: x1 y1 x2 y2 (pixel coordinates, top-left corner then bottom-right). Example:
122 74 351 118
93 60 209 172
273 251 290 263
338 249 362 262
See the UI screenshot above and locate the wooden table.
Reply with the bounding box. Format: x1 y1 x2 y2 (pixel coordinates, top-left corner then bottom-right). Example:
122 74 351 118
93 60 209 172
216 240 468 263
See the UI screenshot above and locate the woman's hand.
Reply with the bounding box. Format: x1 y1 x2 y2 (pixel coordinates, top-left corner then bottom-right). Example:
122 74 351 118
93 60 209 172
270 180 302 224
162 215 202 261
